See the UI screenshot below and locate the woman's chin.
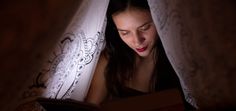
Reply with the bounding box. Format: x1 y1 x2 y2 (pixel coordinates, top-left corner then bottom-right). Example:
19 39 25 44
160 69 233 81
136 51 150 58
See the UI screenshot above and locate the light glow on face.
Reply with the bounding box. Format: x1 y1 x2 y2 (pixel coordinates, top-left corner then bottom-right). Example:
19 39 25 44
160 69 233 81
112 8 158 58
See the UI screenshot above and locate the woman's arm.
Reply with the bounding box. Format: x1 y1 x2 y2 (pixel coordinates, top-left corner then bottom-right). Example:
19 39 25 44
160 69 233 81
85 52 108 105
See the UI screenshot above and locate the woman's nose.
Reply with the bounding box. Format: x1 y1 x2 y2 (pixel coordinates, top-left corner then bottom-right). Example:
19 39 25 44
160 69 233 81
133 32 145 46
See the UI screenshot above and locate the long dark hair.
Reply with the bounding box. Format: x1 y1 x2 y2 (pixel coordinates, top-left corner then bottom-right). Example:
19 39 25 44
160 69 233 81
104 0 177 97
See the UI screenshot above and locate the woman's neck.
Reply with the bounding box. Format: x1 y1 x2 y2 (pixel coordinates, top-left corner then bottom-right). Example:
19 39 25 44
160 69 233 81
127 48 157 92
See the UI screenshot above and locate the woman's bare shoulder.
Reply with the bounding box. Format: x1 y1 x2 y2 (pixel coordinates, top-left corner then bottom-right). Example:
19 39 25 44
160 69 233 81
96 50 109 69
85 50 109 105
100 49 109 61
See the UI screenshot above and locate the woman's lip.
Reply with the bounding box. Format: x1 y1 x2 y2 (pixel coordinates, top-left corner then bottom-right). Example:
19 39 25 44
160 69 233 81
136 46 148 52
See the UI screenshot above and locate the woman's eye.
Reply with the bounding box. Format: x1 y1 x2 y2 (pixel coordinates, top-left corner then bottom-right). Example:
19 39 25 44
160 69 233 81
140 24 150 31
119 31 129 36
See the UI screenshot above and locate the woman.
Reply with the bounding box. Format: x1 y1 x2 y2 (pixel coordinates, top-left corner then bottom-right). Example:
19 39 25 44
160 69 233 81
86 0 188 108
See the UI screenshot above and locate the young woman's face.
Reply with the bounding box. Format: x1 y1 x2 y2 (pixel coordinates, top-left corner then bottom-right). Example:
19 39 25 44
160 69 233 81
112 8 158 58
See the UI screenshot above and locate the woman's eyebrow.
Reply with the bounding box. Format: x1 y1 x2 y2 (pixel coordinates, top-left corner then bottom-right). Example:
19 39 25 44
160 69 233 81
138 21 153 28
117 29 128 32
117 21 153 31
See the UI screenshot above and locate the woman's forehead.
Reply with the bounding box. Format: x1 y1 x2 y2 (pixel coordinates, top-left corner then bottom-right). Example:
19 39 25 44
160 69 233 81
112 9 153 30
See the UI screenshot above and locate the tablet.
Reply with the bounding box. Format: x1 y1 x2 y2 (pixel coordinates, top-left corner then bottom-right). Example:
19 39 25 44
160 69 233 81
37 98 101 111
